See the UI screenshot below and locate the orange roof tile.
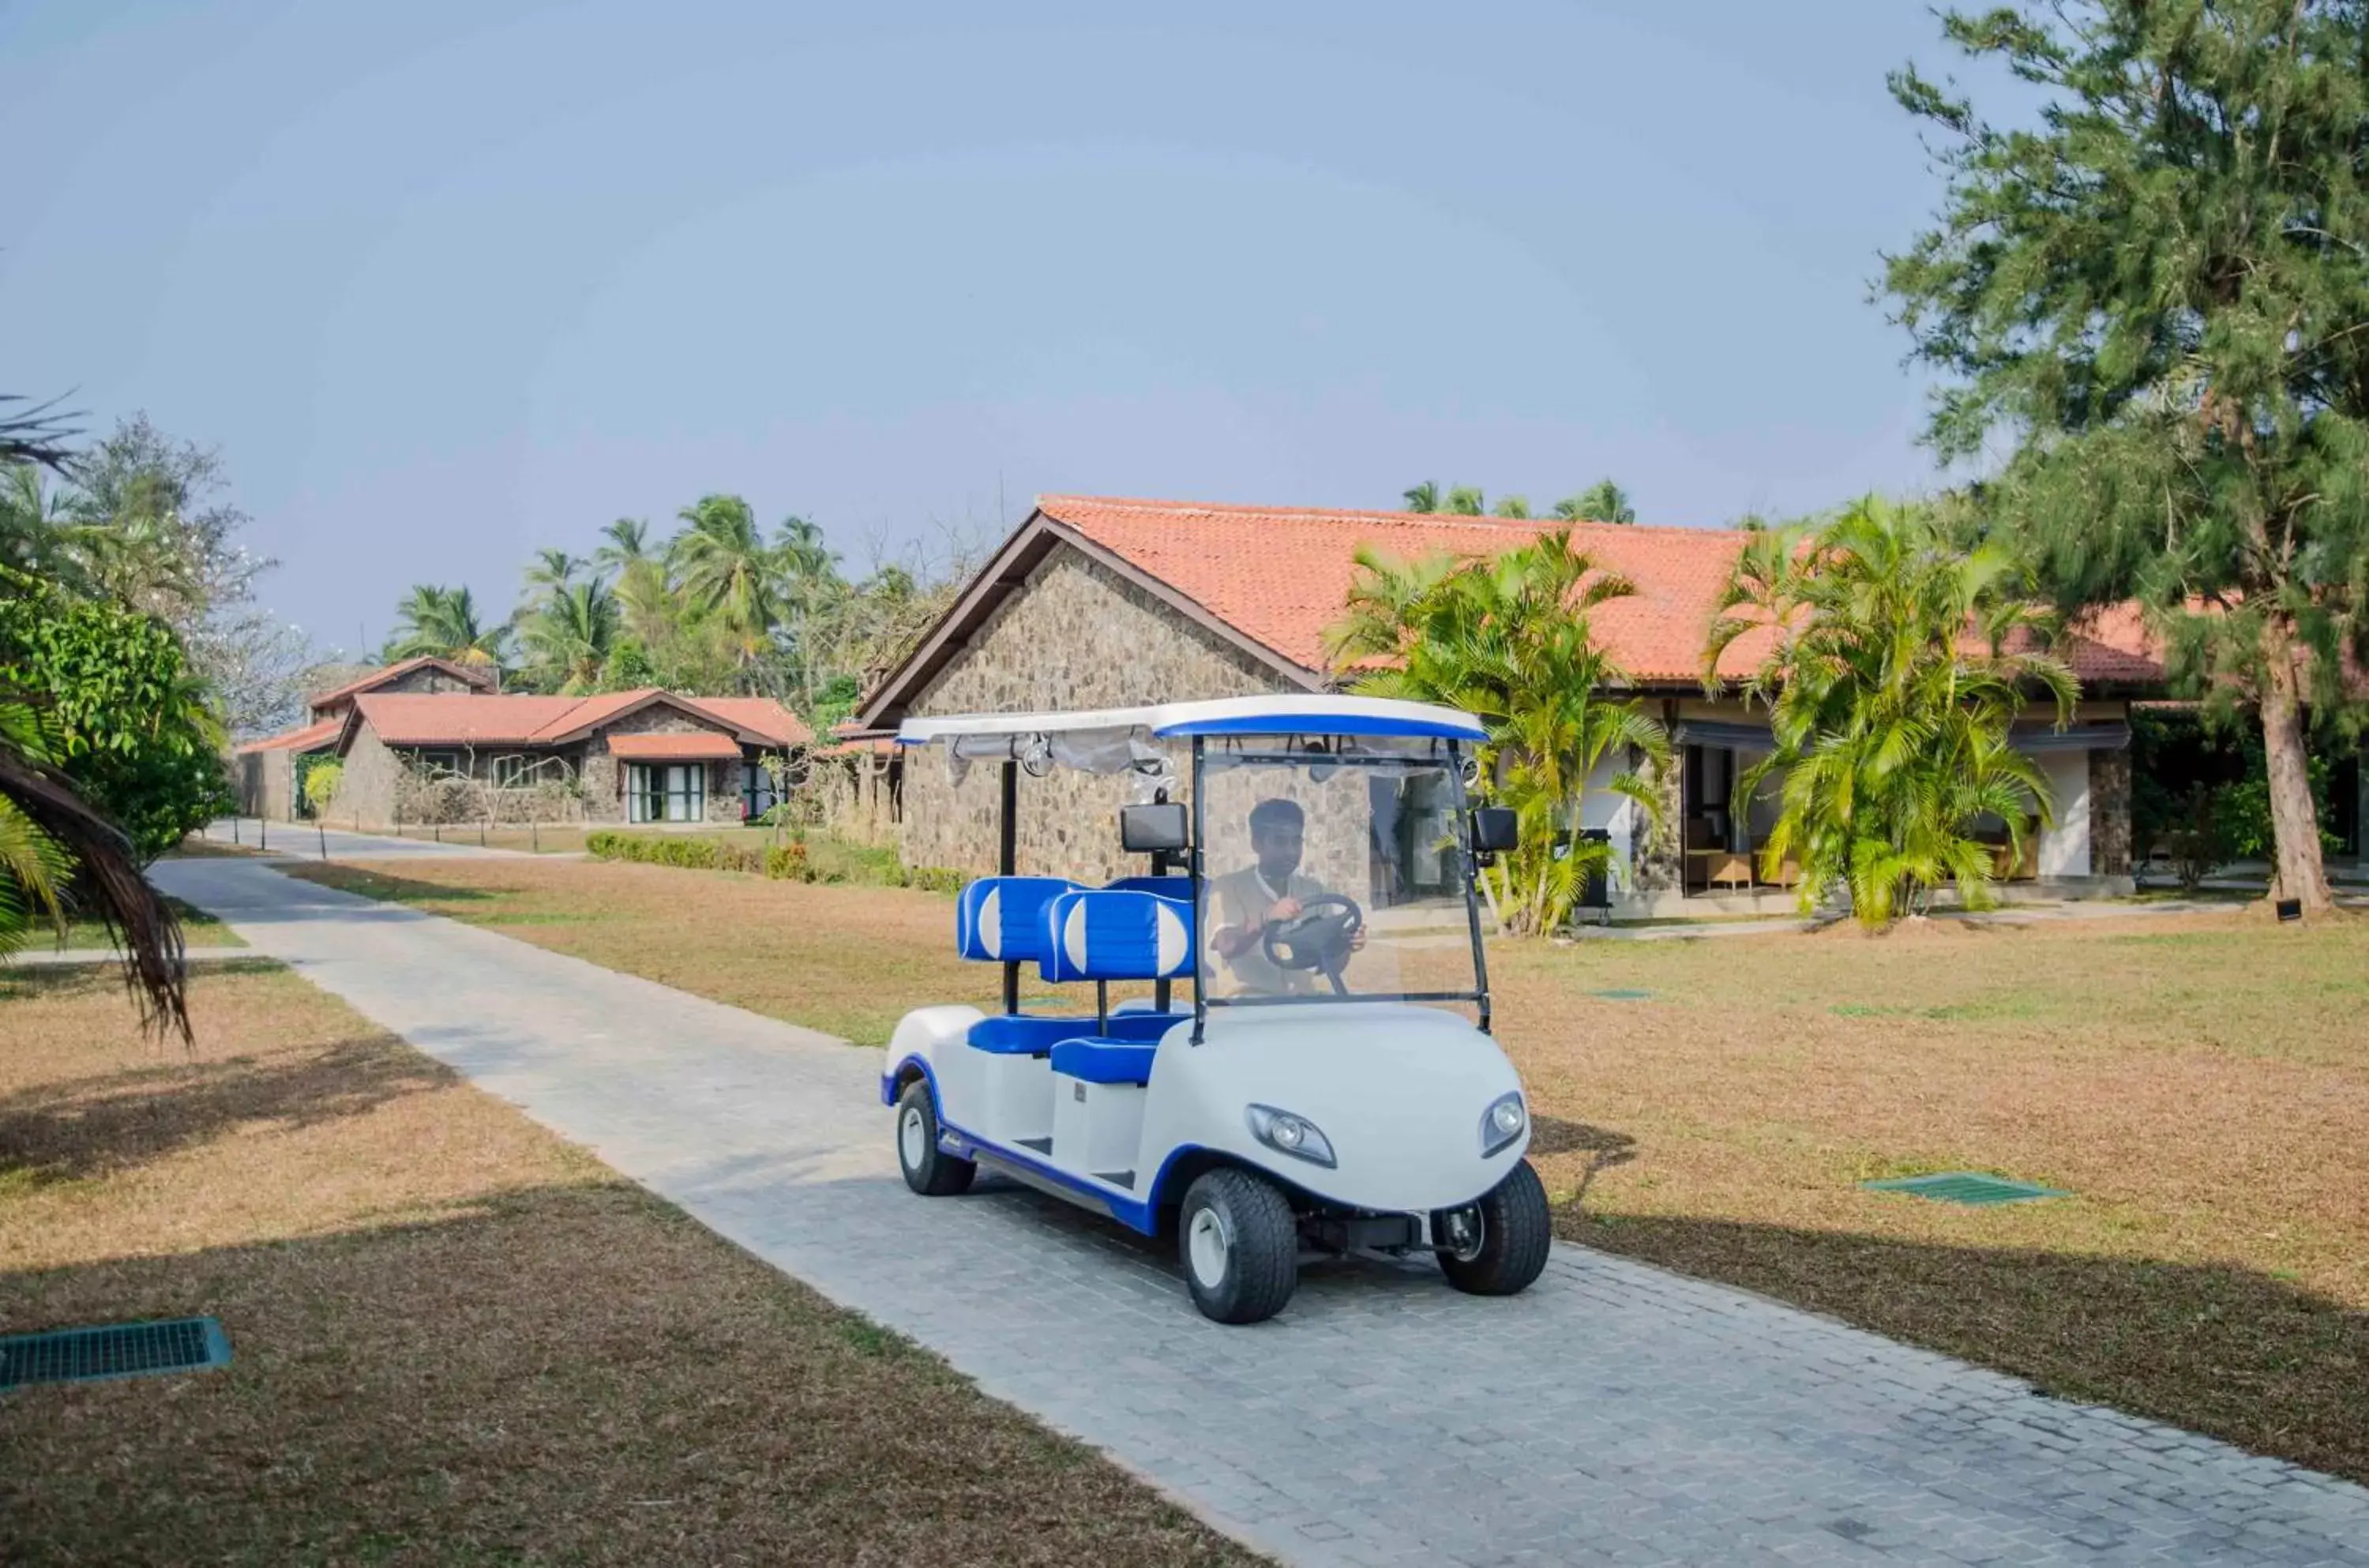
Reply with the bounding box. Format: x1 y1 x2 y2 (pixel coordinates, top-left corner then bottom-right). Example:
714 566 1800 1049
606 731 745 761
1033 494 2167 688
682 696 814 748
306 655 495 714
344 688 817 748
234 717 346 755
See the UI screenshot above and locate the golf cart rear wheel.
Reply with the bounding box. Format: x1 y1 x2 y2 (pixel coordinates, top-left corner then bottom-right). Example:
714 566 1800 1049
1177 1168 1298 1324
1437 1159 1551 1296
896 1080 974 1197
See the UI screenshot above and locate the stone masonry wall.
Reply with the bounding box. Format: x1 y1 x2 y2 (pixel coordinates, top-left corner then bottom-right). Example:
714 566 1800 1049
333 725 404 827
584 703 746 825
897 546 1297 883
2089 745 2134 878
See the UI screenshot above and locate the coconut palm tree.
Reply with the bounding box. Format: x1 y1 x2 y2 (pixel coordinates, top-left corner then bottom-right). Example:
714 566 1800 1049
670 494 778 681
522 548 584 598
518 577 620 694
1402 481 1441 514
1330 529 1669 934
1555 480 1635 524
388 584 509 669
1492 496 1532 520
1444 486 1486 516
1703 495 2077 928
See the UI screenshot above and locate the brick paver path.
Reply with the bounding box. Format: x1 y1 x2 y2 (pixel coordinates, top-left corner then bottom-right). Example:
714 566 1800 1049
154 859 2369 1568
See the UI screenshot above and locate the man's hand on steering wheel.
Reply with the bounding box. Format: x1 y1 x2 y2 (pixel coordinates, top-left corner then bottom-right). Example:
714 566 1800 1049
1265 895 1367 951
1259 893 1367 994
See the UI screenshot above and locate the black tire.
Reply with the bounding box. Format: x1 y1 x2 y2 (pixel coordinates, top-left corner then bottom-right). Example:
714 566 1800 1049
1177 1168 1299 1324
1437 1159 1552 1296
895 1079 974 1197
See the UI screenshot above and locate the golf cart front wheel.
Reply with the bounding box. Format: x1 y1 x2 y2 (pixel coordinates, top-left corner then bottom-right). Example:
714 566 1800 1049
1436 1159 1551 1296
1177 1168 1298 1324
895 1080 974 1197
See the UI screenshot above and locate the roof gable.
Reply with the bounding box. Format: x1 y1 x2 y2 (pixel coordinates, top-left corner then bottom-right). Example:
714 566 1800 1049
342 688 817 749
307 656 497 715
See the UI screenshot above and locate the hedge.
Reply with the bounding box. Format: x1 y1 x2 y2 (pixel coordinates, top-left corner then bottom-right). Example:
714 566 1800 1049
582 830 968 893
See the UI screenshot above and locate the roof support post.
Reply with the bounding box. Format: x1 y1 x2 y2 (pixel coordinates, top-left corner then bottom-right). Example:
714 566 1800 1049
1000 758 1019 1015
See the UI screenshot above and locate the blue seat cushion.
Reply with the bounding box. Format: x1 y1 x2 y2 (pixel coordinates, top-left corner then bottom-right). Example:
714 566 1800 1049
1103 875 1192 900
955 876 1079 964
966 1011 1177 1055
1039 889 1198 983
1049 1037 1159 1086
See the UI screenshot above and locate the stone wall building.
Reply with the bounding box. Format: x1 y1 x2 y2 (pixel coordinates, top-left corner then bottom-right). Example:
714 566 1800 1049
847 495 2168 915
236 659 808 830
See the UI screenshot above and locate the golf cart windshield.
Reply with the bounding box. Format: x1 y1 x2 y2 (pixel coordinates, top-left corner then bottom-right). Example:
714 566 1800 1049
1196 740 1483 1011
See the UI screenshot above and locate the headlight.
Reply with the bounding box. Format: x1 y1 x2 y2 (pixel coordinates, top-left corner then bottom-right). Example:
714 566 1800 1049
1245 1104 1337 1168
1480 1092 1526 1157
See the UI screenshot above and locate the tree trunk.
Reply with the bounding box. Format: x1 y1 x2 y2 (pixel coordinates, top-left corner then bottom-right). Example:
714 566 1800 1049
2258 629 2333 912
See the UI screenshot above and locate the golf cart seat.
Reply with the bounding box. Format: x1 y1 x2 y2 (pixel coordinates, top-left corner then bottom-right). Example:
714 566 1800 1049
955 876 1079 963
966 1011 1176 1056
1049 1036 1158 1085
1102 874 1191 901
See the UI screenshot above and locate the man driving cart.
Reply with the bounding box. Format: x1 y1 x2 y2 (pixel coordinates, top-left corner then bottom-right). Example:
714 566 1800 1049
1205 797 1368 996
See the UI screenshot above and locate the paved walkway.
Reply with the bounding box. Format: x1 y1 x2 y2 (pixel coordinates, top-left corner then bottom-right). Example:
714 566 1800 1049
152 859 2369 1568
193 817 529 861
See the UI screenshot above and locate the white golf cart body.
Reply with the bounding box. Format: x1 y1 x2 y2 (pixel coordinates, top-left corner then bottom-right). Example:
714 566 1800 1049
880 695 1543 1319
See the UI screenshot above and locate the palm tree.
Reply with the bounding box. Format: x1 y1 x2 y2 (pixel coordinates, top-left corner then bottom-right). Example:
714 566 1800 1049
0 463 100 591
1402 481 1441 514
773 514 843 715
0 690 187 1037
518 577 620 694
1555 480 1635 524
0 393 77 470
522 548 584 598
593 518 651 572
1703 496 2077 928
388 584 509 669
1492 496 1532 520
1444 486 1486 516
1329 530 1669 934
670 495 778 682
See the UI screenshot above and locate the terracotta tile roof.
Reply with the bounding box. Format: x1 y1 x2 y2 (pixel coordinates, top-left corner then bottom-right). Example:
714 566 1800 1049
345 688 817 748
1034 494 2168 689
306 655 495 714
605 731 745 761
234 718 346 756
684 696 814 748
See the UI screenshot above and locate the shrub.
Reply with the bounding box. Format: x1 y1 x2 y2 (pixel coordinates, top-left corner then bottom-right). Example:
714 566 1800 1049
301 760 344 818
583 831 760 874
765 841 809 881
906 865 968 895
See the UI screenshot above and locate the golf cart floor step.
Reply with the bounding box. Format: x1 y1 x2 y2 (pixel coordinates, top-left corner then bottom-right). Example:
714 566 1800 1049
1016 1136 1053 1154
1094 1170 1136 1190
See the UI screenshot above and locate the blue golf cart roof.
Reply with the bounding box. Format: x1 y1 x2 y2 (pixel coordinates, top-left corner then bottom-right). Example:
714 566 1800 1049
896 695 1487 747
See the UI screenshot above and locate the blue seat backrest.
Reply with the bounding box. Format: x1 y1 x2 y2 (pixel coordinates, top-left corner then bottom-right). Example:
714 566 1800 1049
1104 875 1192 902
955 876 1079 964
1039 889 1198 984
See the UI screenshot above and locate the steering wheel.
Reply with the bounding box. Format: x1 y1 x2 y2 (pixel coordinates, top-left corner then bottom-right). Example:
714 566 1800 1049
1260 894 1365 996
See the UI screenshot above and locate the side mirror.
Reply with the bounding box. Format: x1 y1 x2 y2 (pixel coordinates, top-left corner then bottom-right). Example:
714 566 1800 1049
1120 802 1189 854
1470 805 1519 854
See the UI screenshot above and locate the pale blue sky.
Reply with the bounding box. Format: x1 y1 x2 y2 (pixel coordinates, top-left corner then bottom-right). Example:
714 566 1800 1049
4 2 1984 649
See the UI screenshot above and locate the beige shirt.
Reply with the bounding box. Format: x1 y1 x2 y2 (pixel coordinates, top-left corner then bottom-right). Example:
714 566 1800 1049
1205 865 1328 996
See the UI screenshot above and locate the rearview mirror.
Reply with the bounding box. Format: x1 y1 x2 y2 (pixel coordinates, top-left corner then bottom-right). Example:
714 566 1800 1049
1120 802 1189 853
1470 806 1519 854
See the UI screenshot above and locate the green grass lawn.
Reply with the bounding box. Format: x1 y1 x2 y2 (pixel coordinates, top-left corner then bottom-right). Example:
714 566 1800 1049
52 895 242 951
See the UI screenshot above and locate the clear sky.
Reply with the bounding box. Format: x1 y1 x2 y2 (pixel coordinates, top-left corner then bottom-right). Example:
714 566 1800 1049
5 1 1984 651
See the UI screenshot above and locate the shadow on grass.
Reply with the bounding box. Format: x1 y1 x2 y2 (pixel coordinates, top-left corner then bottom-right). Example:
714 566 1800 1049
1562 1205 2369 1487
0 1183 1258 1568
0 1034 446 1183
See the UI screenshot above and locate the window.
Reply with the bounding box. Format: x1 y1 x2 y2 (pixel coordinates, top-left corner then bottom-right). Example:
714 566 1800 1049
492 754 535 789
627 763 706 823
415 749 462 777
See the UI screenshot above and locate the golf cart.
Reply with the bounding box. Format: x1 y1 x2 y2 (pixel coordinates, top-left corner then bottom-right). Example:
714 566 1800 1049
880 694 1550 1324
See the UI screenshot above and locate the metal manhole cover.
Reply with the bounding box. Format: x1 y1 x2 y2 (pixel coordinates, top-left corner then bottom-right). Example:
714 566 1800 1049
0 1317 232 1389
1861 1172 2065 1206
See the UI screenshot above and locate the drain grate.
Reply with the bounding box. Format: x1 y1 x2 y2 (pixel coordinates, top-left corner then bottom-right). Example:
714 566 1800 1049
1862 1172 2064 1206
1589 988 1654 1001
0 1317 231 1389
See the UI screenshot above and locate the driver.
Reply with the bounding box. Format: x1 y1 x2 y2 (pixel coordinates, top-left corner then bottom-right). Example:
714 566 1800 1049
1206 797 1365 996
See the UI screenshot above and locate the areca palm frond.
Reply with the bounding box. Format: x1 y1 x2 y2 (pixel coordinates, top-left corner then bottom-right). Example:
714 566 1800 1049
1329 527 1671 935
1704 494 2077 929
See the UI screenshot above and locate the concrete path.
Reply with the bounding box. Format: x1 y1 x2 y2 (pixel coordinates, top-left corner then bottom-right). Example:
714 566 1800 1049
8 947 257 969
152 859 2369 1568
193 817 529 861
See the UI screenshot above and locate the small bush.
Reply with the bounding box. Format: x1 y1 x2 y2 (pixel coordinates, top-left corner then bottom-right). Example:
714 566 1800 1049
584 831 760 875
906 865 968 895
765 841 810 881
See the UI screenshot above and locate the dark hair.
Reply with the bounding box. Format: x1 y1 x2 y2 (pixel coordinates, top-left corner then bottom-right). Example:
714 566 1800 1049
1248 797 1305 834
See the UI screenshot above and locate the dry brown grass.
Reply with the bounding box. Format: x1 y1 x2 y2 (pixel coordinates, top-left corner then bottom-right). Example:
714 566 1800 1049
0 962 1263 1566
283 857 2369 1484
287 857 1064 1044
54 895 242 952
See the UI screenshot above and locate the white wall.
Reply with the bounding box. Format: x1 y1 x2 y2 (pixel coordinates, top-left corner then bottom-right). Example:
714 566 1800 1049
1579 750 1640 886
2035 748 2092 877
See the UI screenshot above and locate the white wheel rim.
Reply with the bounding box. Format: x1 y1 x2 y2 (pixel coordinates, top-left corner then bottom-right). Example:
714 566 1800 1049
899 1104 928 1169
1187 1207 1231 1288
